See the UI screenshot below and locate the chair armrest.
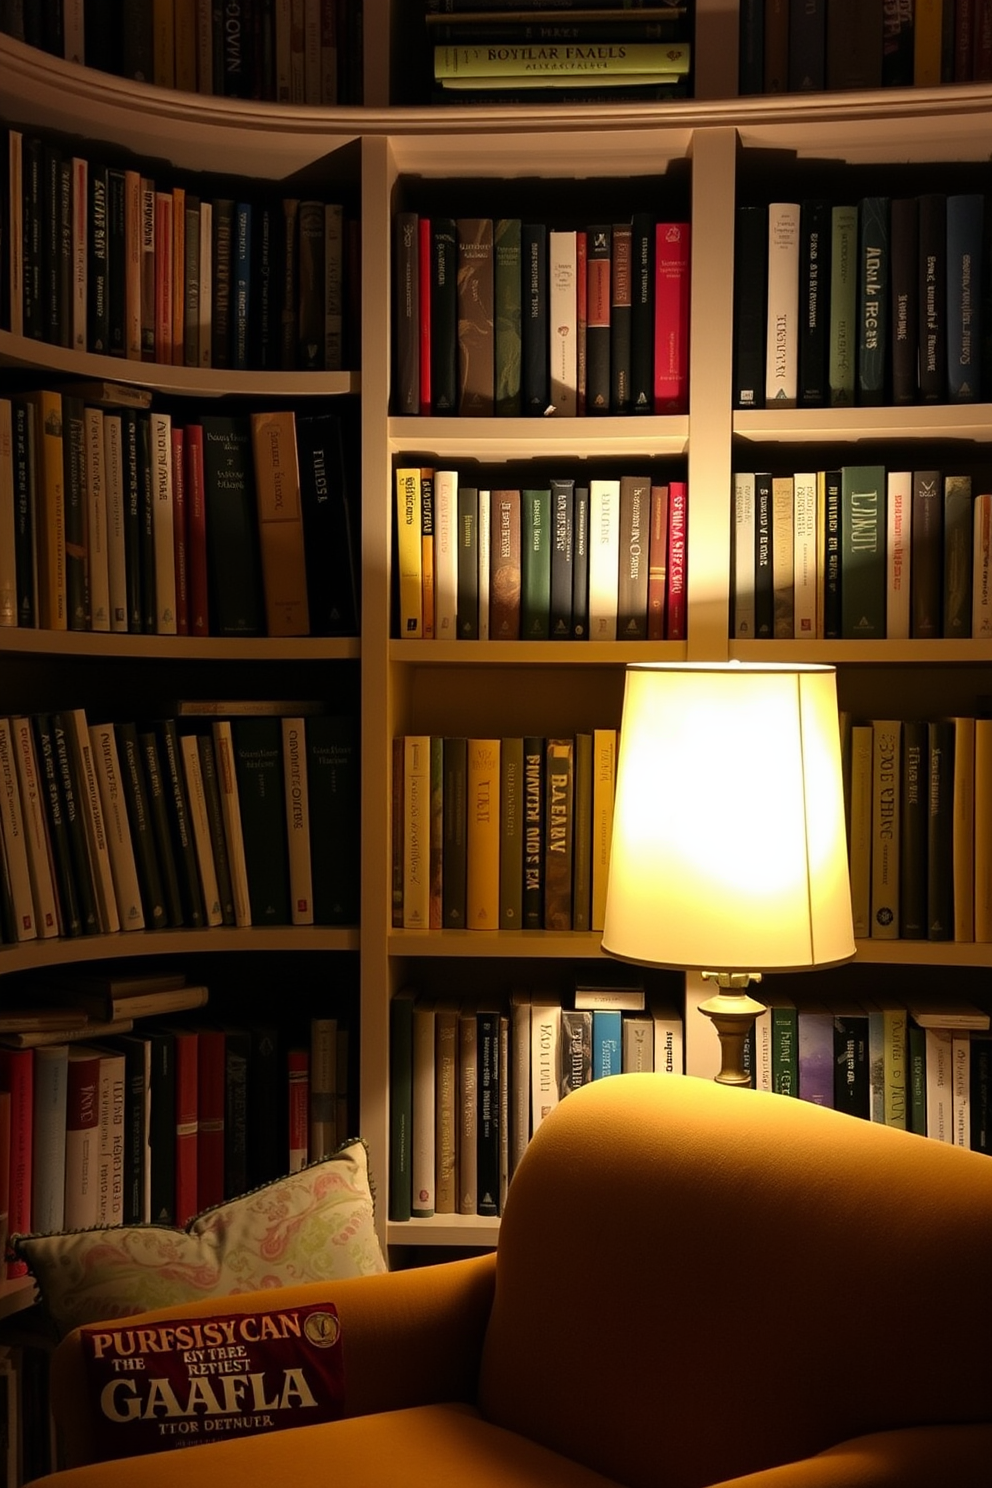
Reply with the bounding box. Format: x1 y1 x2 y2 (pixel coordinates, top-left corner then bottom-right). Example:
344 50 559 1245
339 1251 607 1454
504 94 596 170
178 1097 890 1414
51 1251 496 1469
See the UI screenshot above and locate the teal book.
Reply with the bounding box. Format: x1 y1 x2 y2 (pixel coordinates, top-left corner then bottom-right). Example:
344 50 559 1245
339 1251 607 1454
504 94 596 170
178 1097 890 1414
593 1009 622 1080
828 203 858 407
494 217 522 416
857 195 889 405
840 464 885 638
521 487 551 639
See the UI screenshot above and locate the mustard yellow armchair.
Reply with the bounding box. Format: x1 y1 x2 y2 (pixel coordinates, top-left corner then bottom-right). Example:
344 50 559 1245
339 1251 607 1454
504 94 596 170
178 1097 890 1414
30 1073 992 1487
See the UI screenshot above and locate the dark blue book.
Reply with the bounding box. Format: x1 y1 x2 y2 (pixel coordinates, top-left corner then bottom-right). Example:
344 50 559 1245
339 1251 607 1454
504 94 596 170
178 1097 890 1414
832 1005 870 1119
87 163 111 355
946 193 983 402
971 1035 992 1153
857 196 890 406
522 222 548 414
799 198 830 406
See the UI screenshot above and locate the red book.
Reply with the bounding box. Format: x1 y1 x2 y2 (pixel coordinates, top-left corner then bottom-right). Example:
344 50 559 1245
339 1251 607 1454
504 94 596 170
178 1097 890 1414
171 423 189 635
196 1028 225 1211
666 481 687 640
0 1050 32 1277
287 1047 309 1173
653 222 691 414
647 482 669 641
419 215 432 414
154 190 174 365
172 1028 198 1225
183 423 209 637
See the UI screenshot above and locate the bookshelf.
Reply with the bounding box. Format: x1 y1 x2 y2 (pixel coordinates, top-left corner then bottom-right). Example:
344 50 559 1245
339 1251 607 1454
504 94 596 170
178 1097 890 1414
1 4 992 1276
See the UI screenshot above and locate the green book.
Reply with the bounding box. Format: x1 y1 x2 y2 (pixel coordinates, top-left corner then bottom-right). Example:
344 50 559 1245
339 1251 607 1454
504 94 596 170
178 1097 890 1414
307 713 360 926
494 217 522 416
908 1019 927 1136
857 195 889 405
230 714 291 925
771 1000 798 1097
828 203 858 407
840 464 885 638
198 414 264 637
521 487 552 639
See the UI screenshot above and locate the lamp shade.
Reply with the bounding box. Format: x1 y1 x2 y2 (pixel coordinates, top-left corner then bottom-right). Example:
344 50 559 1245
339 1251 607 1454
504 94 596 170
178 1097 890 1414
601 662 856 974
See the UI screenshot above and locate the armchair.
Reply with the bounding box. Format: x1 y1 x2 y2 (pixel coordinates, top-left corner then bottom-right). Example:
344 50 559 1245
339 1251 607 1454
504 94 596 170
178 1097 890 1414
30 1072 992 1487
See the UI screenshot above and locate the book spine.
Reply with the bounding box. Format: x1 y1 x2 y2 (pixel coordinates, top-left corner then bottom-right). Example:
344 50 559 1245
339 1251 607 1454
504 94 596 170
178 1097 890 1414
870 720 901 939
499 736 524 930
456 218 495 415
521 221 549 414
765 203 800 406
653 221 690 413
798 198 829 404
946 193 983 402
733 204 768 408
466 738 500 930
476 1009 500 1216
840 464 886 639
857 195 889 405
543 737 573 930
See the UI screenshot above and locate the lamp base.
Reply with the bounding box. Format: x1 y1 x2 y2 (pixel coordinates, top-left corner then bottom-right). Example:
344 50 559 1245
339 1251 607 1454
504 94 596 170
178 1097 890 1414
698 971 766 1087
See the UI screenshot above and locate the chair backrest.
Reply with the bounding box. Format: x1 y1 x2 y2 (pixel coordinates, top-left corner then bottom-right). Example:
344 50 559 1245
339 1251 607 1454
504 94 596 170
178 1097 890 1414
477 1072 992 1488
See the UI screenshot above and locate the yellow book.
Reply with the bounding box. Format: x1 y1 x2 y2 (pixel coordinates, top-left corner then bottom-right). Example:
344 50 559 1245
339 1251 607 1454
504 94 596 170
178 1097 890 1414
25 390 67 630
395 467 423 638
402 735 431 930
913 0 943 86
250 410 310 637
466 738 500 930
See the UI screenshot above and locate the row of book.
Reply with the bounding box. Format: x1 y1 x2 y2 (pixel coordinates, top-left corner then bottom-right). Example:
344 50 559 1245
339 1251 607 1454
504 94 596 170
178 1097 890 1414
5 128 357 371
749 993 992 1153
846 712 992 944
738 0 965 94
734 193 985 410
395 466 687 642
392 731 617 933
0 390 359 638
0 0 364 105
393 213 691 418
732 465 992 642
0 704 359 949
388 982 686 1221
0 975 352 1254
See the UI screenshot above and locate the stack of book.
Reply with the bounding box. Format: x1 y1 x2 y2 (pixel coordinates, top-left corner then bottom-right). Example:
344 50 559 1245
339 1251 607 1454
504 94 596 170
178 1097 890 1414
393 730 616 933
389 981 685 1220
425 1 692 104
731 464 992 643
0 703 360 950
0 2 364 106
0 388 359 639
395 466 687 642
5 126 356 372
0 983 350 1245
734 193 986 411
394 212 691 416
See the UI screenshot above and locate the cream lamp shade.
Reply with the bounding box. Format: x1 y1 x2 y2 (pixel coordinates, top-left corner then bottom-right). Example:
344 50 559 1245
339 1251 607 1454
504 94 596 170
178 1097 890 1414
601 661 856 976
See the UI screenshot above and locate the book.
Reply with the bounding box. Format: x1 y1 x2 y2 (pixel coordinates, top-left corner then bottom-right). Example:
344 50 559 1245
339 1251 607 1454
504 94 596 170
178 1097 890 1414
395 466 423 638
828 203 858 407
490 489 522 640
456 484 479 639
393 212 419 414
62 1045 101 1232
88 720 145 930
401 734 430 930
952 715 976 943
549 477 573 639
848 722 873 939
588 477 620 639
733 204 768 409
870 720 900 939
928 718 955 941
918 192 947 401
305 712 360 926
499 737 524 929
945 193 983 402
899 718 928 940
544 738 573 930
857 195 889 405
476 1007 501 1216
943 473 973 640
466 738 500 930
840 464 885 639
765 203 800 407
198 414 264 636
549 228 578 415
889 196 919 403
456 217 495 415
910 468 942 639
434 1002 459 1211
653 221 690 413
797 1005 835 1107
249 410 310 636
296 411 359 637
211 718 252 926
31 1042 68 1235
521 221 549 414
617 474 650 639
457 1005 478 1214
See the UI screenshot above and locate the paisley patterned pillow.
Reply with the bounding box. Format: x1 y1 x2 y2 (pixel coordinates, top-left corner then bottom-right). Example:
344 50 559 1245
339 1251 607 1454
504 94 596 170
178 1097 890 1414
14 1139 386 1337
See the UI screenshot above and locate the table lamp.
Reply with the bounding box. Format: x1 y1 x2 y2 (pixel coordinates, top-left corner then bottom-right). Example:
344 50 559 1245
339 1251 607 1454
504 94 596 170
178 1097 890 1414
601 661 856 1085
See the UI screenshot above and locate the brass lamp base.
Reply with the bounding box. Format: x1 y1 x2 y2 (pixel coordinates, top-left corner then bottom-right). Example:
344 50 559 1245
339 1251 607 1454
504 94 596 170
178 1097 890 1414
698 971 766 1087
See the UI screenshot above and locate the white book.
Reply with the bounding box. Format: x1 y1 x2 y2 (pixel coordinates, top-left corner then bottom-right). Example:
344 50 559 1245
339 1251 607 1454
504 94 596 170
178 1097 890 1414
925 1028 953 1142
32 1043 69 1235
179 734 223 927
103 413 129 632
8 132 22 338
752 1008 774 1090
66 708 121 933
869 721 900 939
88 721 145 930
477 487 491 640
324 202 344 370
64 1047 101 1231
0 718 36 941
11 716 59 938
150 412 178 634
886 470 911 640
530 998 561 1133
549 228 578 416
62 0 85 61
72 155 88 351
84 407 111 632
764 202 800 406
588 477 621 640
434 1003 458 1211
848 723 873 939
411 999 436 1218
792 471 817 638
622 1015 654 1072
198 199 213 366
972 492 992 638
433 469 459 639
282 716 314 926
0 400 16 626
952 1033 971 1147
590 726 616 933
212 720 252 926
402 734 431 930
652 1001 685 1076
732 471 756 639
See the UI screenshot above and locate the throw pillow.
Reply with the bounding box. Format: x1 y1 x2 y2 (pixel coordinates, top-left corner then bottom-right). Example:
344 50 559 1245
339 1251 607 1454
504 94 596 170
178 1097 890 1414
14 1139 387 1337
80 1299 346 1458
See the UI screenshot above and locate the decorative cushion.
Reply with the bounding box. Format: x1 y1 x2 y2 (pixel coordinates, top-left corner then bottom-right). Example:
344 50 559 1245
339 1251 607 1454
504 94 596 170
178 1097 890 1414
79 1300 346 1458
14 1139 387 1337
